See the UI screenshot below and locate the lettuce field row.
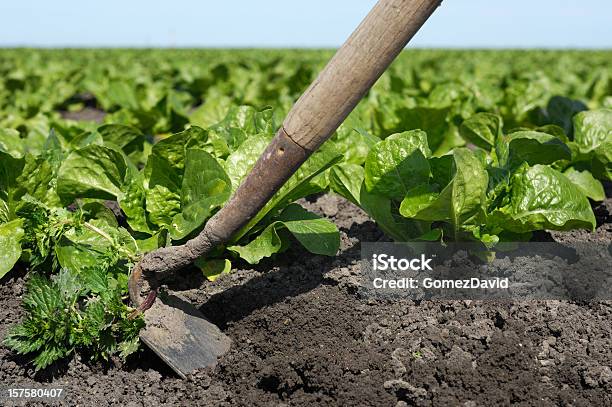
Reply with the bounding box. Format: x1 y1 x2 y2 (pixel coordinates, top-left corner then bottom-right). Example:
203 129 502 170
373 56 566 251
0 49 610 370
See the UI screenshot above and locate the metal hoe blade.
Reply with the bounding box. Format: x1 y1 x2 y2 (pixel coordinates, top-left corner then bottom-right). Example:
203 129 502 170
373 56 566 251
139 293 231 379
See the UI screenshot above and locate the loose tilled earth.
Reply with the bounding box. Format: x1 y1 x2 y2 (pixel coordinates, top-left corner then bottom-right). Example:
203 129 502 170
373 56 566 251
1 191 611 406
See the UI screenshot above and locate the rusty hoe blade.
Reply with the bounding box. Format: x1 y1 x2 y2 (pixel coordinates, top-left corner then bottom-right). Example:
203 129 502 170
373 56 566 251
128 264 232 379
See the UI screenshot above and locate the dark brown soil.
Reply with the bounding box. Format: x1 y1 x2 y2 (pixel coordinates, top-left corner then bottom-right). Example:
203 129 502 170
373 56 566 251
1 195 611 406
60 107 107 123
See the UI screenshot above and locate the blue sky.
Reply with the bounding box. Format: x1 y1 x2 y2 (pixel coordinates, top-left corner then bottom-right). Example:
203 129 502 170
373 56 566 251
1 0 610 48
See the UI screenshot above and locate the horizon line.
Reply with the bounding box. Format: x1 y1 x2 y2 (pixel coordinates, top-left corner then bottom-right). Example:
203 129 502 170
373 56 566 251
1 45 611 51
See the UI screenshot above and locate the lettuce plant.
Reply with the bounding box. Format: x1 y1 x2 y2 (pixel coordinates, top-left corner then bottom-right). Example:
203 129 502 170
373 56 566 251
0 106 341 369
331 117 602 244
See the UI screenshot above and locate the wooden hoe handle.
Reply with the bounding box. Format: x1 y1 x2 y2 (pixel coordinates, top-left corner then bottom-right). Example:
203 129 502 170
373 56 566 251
132 0 442 300
202 0 442 243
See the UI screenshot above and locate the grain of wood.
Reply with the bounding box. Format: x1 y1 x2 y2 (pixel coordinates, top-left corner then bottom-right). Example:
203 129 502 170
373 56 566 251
284 0 442 151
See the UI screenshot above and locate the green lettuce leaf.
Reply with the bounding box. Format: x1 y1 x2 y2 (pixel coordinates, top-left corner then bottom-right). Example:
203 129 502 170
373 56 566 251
117 165 153 234
169 149 231 240
400 148 488 238
497 131 571 168
332 117 377 165
572 109 611 180
398 184 439 218
0 128 25 158
1 151 25 221
208 106 275 153
228 221 284 264
329 163 364 206
229 204 339 264
278 203 339 257
364 130 431 201
1 151 58 221
563 167 605 201
96 124 145 158
544 96 587 137
143 153 181 228
360 186 426 242
459 112 503 150
0 219 24 278
139 127 231 238
195 258 232 282
223 133 271 193
490 164 595 233
57 145 128 204
189 91 234 129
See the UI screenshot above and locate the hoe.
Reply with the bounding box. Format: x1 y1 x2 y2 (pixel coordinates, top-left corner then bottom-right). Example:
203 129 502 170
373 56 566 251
128 0 442 378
